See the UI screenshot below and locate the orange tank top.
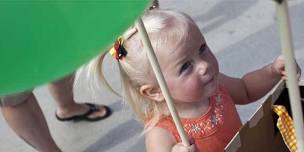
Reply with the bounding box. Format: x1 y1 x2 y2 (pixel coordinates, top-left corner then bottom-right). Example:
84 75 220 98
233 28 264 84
156 85 242 152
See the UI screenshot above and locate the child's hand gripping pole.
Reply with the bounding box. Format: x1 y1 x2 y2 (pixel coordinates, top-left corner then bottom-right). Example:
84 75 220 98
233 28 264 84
274 0 304 151
136 18 191 147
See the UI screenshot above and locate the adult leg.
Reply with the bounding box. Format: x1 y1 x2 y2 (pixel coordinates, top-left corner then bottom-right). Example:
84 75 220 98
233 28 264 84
1 92 60 152
49 74 109 120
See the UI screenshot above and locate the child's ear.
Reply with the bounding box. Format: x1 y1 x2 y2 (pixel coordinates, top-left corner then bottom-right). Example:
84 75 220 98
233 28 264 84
139 84 164 102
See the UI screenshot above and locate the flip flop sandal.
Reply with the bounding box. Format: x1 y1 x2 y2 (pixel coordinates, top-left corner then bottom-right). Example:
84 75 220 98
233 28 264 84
55 103 112 122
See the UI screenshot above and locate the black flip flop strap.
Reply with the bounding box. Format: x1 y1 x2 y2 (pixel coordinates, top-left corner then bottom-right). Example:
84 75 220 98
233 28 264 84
83 103 100 116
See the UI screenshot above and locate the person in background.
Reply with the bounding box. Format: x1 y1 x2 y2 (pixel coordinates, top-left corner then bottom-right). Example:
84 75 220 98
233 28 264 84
0 74 111 152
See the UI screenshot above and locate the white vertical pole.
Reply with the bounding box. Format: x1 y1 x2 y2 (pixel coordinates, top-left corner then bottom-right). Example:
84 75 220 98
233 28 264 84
136 18 190 146
274 0 304 151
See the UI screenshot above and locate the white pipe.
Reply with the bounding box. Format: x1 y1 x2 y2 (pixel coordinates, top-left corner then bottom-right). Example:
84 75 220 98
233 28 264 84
136 18 190 146
275 0 304 151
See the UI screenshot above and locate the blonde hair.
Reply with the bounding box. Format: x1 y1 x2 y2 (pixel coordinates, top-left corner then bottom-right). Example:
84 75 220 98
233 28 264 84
91 9 197 131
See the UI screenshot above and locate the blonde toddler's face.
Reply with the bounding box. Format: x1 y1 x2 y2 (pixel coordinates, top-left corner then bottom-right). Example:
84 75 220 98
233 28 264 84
158 23 219 104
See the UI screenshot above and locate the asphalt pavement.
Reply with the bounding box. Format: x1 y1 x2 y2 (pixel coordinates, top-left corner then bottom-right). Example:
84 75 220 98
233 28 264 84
1 0 304 151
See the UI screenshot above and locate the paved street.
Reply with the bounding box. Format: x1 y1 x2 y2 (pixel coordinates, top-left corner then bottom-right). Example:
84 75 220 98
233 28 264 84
1 0 304 151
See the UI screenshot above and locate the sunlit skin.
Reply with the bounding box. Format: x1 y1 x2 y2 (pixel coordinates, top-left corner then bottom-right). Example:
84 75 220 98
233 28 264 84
157 23 219 118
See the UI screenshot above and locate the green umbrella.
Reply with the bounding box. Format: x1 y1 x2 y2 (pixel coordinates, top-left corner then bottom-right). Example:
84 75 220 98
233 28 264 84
0 0 149 95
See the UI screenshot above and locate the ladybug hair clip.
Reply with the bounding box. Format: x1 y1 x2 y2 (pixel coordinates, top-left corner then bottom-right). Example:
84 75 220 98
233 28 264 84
110 37 127 60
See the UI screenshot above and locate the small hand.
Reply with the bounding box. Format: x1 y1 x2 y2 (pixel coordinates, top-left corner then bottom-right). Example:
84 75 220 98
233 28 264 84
171 142 197 152
272 55 301 79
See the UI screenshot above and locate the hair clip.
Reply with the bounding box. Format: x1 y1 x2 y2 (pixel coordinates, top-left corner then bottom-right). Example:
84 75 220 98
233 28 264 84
110 37 127 60
149 0 159 10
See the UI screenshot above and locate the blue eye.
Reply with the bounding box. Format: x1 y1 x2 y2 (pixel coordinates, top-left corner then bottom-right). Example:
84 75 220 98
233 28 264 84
180 61 192 74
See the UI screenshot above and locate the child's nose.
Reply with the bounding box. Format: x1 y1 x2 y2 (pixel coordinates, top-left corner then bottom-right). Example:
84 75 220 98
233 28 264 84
197 61 208 76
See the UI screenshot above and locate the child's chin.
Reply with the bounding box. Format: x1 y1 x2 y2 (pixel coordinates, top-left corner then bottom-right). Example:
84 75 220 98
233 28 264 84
207 81 218 95
208 79 218 90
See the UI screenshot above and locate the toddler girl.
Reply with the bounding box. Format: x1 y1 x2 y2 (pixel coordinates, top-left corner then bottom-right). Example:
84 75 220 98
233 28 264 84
93 9 291 152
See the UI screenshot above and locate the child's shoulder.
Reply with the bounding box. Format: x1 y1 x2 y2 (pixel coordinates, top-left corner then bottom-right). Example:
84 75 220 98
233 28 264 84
146 126 173 139
145 126 176 151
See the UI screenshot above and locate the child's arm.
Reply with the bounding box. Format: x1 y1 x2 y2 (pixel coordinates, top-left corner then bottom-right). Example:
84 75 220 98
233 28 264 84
145 127 196 152
219 56 288 104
